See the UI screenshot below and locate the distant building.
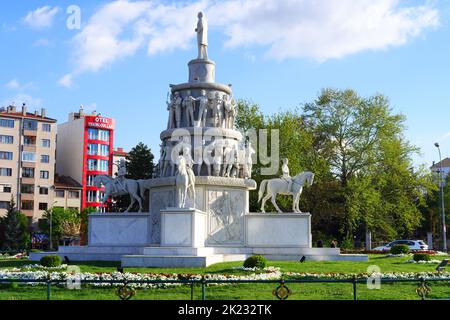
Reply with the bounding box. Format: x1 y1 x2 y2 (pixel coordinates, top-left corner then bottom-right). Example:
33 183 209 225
112 147 128 177
53 175 82 212
0 104 56 225
431 158 450 184
56 107 115 212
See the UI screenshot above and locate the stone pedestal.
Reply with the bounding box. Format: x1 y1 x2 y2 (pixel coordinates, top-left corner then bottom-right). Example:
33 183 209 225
161 208 207 247
88 213 152 246
188 59 215 83
246 213 312 248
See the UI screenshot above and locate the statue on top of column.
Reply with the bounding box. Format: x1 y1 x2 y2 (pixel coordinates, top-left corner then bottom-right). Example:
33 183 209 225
195 12 208 60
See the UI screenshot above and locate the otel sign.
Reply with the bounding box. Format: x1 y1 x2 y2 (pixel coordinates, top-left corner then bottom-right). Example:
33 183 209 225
86 116 114 130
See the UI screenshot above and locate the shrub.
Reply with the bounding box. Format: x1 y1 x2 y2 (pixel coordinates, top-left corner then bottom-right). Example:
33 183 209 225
243 255 267 268
29 249 41 253
413 253 431 262
390 244 409 255
40 255 62 268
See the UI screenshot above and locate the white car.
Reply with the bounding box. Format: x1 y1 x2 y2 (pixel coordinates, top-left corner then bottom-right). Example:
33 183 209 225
373 240 429 252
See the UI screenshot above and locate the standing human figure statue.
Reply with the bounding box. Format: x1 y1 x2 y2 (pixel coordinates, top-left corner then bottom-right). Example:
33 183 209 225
193 139 205 175
244 141 256 179
197 90 209 127
195 12 208 60
212 92 224 128
183 90 196 127
166 93 175 129
223 140 237 177
159 142 166 177
280 158 292 192
223 94 236 129
163 141 175 176
173 92 183 128
113 159 127 192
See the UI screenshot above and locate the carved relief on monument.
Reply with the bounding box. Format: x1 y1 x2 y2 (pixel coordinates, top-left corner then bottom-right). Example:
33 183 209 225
149 188 174 244
207 189 245 245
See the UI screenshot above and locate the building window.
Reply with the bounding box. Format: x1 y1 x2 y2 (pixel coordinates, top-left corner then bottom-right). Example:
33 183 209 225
0 201 9 209
21 184 34 194
99 160 109 172
0 119 14 128
22 167 34 178
0 151 13 160
39 187 49 195
2 185 11 193
42 139 50 148
68 191 80 199
99 130 109 141
0 135 13 144
40 171 49 179
100 144 109 156
86 190 97 202
22 152 36 162
87 159 97 171
87 174 96 186
41 155 50 163
88 128 98 140
21 200 34 210
24 136 35 146
42 123 51 132
23 119 37 131
55 190 65 198
87 143 98 155
0 168 12 176
38 203 48 210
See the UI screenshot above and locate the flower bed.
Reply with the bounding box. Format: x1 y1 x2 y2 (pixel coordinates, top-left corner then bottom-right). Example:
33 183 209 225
0 267 449 289
0 253 27 260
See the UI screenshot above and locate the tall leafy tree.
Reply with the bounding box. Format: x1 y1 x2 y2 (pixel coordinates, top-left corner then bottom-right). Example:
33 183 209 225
126 142 154 180
0 197 29 250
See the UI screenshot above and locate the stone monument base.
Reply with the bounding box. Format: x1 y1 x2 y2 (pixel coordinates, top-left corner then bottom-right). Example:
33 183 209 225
30 211 368 266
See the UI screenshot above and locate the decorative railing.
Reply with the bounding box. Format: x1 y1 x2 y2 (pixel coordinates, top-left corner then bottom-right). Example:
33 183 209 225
0 277 448 301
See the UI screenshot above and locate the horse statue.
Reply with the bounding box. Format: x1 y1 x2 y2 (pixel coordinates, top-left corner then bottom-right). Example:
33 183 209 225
258 171 314 213
93 175 144 212
175 156 196 208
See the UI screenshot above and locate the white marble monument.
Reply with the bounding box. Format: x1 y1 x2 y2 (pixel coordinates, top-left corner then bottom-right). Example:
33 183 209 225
30 12 367 266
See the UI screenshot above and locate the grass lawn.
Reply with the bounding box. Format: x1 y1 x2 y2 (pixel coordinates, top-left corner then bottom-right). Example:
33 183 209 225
1 254 449 300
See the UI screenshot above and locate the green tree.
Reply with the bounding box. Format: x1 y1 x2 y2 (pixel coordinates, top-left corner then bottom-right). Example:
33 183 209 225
38 208 81 248
126 142 154 180
0 197 29 250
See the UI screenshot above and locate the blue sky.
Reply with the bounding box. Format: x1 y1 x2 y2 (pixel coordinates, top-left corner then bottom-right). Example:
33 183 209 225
1 0 450 168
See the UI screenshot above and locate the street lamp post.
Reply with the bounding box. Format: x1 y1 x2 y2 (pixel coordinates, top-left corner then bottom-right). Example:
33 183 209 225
48 201 57 251
434 143 447 252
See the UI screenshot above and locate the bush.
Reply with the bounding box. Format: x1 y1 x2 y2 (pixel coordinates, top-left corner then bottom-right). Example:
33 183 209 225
243 255 267 268
29 249 41 253
40 255 62 267
413 253 431 262
390 244 409 255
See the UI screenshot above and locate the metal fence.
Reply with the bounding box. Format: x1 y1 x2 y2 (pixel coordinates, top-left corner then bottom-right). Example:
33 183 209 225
0 277 448 301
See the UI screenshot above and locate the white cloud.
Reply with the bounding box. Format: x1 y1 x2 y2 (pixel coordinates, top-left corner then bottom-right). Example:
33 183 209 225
4 79 35 90
1 94 43 109
58 73 74 88
24 6 60 29
5 79 20 90
61 0 439 85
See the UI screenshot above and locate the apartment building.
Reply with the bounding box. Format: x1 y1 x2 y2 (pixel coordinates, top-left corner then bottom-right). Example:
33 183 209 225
112 147 128 177
56 107 115 212
53 174 82 212
0 104 56 224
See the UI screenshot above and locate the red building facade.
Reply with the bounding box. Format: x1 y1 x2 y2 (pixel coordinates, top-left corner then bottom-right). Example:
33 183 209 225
82 116 114 210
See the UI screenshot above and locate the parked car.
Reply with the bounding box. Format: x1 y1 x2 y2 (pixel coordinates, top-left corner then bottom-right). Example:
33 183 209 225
372 240 428 252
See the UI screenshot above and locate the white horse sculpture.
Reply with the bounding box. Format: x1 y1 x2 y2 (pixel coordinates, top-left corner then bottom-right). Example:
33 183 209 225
175 156 196 208
258 171 314 213
93 175 144 212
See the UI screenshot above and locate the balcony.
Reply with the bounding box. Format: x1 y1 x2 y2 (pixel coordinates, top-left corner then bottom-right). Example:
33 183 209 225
21 177 35 184
23 145 36 152
23 129 37 137
21 193 34 201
